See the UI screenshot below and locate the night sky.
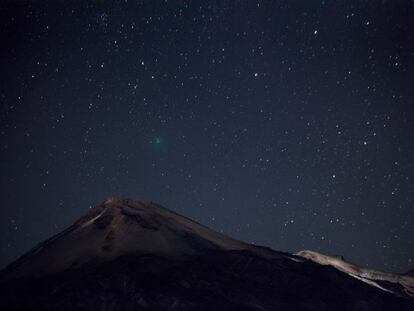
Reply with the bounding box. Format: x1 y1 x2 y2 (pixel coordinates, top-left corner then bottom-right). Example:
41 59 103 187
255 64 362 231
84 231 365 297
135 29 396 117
1 1 413 273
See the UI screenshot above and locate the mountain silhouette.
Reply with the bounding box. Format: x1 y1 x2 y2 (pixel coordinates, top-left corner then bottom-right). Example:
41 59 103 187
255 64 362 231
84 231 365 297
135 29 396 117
1 197 413 310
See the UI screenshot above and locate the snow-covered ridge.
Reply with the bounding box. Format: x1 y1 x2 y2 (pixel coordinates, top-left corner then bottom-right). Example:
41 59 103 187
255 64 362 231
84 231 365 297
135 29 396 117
296 250 414 298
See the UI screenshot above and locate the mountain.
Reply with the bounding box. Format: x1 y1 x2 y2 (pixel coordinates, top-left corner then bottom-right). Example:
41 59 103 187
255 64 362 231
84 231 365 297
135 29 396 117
1 197 413 311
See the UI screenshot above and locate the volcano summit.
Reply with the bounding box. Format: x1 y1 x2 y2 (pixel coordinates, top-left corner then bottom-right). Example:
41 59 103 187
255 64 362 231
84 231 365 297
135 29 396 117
1 198 413 310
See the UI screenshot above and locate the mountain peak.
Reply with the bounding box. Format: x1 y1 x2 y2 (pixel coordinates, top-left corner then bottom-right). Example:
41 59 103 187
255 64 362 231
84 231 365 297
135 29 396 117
2 198 258 279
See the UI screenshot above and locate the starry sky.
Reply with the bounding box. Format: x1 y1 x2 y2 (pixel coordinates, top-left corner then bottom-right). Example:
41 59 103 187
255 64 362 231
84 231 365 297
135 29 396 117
1 1 413 273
